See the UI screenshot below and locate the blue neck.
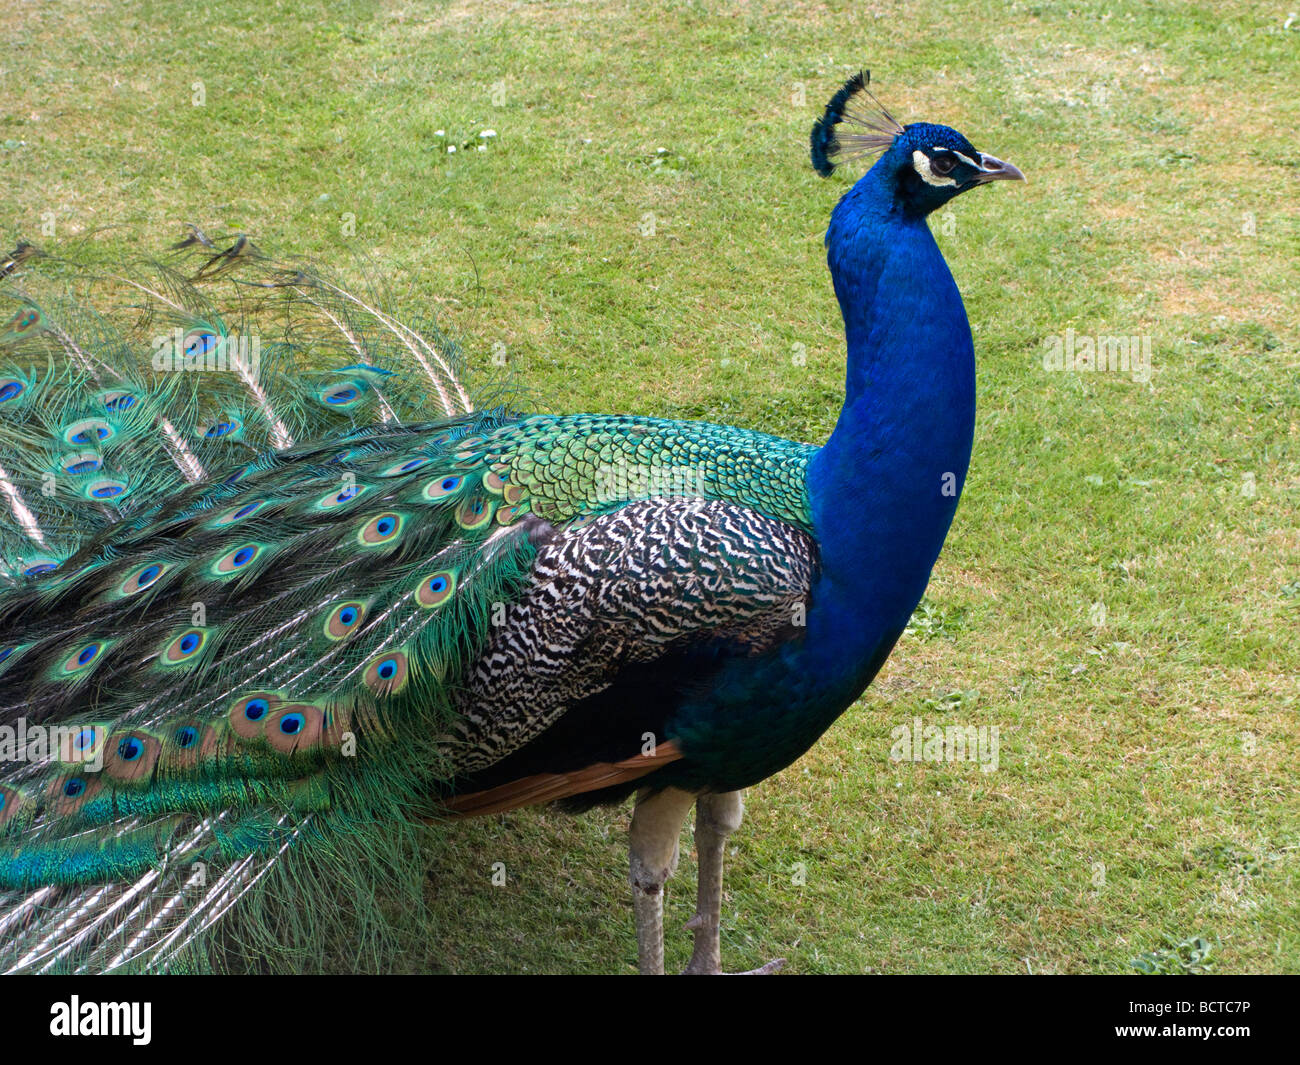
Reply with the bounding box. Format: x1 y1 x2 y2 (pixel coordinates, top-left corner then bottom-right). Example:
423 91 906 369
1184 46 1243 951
806 163 976 667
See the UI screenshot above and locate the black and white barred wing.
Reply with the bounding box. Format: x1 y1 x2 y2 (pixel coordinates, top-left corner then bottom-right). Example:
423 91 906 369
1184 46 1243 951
444 498 817 812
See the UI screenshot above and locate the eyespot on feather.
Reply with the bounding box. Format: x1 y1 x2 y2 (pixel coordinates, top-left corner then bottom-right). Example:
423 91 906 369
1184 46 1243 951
265 703 325 755
317 380 367 409
61 450 103 476
56 725 106 767
321 703 353 747
199 415 243 440
422 474 465 500
212 543 263 576
455 496 493 530
84 478 129 501
159 627 208 667
103 731 162 782
363 651 409 696
210 499 267 527
46 773 103 816
59 640 109 677
314 483 368 510
415 570 456 608
63 418 113 447
378 456 430 477
100 389 138 412
120 562 169 596
1 305 42 337
229 693 282 740
324 600 366 640
358 511 404 547
182 329 220 360
157 721 222 774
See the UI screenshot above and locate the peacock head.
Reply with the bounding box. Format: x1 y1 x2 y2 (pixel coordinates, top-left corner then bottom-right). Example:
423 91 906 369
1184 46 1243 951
810 71 1025 217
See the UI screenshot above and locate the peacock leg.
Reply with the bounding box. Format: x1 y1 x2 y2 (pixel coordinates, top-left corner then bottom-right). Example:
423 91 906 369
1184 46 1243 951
628 786 697 975
683 790 784 975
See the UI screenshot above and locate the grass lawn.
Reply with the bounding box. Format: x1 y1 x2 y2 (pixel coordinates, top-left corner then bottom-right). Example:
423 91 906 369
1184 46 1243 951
1 0 1295 973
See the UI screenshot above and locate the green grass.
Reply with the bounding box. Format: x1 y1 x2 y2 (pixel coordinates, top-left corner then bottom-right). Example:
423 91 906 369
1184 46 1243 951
2 0 1296 973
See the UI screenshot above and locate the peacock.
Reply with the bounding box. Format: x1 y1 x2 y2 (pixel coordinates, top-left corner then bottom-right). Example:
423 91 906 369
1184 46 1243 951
0 72 1022 974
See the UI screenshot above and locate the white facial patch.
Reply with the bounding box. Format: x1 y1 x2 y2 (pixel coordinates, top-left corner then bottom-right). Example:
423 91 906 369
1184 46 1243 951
911 149 956 187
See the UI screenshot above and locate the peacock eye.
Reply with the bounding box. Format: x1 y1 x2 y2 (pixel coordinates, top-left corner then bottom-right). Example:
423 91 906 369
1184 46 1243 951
931 153 955 175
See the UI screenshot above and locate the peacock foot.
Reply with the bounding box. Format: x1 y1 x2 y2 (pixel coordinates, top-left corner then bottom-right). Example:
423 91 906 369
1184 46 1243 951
681 912 785 974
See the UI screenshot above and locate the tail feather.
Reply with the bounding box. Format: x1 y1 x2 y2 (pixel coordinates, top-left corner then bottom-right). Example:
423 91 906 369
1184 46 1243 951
0 232 484 972
0 235 473 576
0 810 309 974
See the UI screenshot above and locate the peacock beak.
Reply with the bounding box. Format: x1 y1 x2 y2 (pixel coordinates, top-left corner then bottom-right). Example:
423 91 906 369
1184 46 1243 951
973 154 1026 184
